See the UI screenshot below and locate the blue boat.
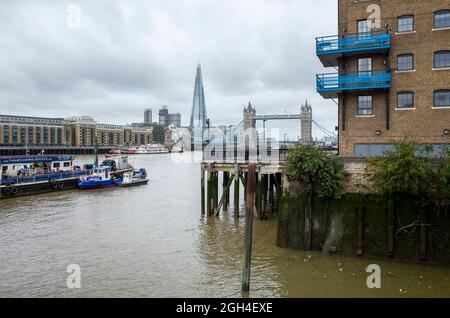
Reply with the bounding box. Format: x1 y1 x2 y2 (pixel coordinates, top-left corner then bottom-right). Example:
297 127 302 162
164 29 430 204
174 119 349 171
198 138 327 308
78 166 116 189
0 155 90 199
115 169 149 187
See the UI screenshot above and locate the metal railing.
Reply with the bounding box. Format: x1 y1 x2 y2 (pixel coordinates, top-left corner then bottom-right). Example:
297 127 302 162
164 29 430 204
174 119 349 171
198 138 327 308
0 170 89 185
316 30 391 55
316 70 391 92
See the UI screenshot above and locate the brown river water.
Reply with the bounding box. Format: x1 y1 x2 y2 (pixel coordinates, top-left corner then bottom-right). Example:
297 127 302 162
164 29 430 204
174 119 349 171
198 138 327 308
0 153 449 297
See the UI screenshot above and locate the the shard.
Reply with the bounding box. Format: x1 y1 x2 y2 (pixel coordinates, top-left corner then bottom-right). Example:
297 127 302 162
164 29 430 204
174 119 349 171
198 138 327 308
190 64 207 129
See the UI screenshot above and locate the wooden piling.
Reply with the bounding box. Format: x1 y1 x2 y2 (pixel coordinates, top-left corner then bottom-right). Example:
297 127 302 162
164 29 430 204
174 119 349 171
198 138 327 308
223 172 229 212
201 168 205 215
256 173 263 220
234 165 240 218
242 164 256 292
215 174 234 216
213 172 219 211
268 174 274 219
207 169 213 216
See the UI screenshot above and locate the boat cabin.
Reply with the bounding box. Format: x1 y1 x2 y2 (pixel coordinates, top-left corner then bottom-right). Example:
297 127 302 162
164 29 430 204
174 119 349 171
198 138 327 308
101 156 129 171
0 155 75 180
91 166 112 179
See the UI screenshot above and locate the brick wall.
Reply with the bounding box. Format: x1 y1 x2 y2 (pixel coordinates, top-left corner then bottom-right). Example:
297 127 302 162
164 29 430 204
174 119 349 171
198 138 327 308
338 0 450 156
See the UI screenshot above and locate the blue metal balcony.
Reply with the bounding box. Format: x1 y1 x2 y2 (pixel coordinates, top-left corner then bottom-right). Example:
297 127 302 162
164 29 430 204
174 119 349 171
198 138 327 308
316 30 391 67
316 70 391 99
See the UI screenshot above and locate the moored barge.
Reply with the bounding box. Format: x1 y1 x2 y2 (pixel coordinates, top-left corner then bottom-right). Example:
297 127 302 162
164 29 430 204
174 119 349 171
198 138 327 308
0 155 89 199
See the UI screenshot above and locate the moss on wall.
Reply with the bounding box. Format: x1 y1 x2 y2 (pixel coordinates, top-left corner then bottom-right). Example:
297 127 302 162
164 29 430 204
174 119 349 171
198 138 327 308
277 183 450 266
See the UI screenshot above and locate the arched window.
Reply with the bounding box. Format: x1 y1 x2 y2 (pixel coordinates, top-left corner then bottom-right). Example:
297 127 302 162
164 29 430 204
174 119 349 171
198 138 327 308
434 51 450 68
434 90 450 107
435 10 450 29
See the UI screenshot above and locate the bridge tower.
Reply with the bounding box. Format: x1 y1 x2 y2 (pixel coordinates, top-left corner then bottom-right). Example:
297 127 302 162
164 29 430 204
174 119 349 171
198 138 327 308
243 102 256 131
301 100 313 144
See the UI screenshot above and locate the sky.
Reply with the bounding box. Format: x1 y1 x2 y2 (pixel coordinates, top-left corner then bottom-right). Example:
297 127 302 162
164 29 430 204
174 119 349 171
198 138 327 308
0 0 338 140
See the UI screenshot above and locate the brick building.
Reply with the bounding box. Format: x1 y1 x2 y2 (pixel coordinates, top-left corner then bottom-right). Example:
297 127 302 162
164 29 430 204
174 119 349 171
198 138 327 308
0 115 71 146
0 114 152 148
316 0 450 156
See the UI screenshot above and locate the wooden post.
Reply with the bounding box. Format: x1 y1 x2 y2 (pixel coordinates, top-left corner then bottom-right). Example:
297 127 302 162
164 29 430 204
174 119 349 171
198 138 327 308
223 172 229 212
262 174 267 218
242 164 256 292
256 173 263 220
207 169 213 216
213 172 218 211
268 174 274 219
201 167 205 215
234 165 240 218
215 174 234 216
244 172 248 201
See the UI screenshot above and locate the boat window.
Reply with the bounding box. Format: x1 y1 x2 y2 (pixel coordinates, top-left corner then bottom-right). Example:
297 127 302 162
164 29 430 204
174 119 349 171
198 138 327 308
53 162 61 168
63 162 71 167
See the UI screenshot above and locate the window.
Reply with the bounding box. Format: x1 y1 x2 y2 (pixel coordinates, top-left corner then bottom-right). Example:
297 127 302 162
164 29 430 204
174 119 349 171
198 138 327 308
357 19 372 37
434 51 450 68
397 15 414 32
397 54 414 71
357 95 373 115
3 125 9 144
434 11 450 29
63 162 71 167
28 127 34 144
12 126 18 144
358 58 372 75
397 92 414 109
20 127 25 144
434 90 450 107
43 128 48 144
53 162 61 168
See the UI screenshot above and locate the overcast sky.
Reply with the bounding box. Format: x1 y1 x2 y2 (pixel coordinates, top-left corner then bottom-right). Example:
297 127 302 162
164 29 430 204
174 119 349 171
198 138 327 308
0 0 338 140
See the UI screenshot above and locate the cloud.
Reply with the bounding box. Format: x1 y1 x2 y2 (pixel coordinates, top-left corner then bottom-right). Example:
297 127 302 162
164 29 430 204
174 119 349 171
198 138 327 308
0 0 337 138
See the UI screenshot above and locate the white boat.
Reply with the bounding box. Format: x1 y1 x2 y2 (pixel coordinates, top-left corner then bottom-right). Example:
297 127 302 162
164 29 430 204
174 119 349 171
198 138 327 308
127 144 170 154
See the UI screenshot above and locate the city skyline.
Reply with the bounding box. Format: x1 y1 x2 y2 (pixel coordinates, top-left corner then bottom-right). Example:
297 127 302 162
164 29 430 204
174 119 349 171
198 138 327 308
0 1 337 139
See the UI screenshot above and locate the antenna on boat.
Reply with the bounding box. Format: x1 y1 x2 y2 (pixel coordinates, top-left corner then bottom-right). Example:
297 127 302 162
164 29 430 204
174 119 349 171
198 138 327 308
94 138 99 166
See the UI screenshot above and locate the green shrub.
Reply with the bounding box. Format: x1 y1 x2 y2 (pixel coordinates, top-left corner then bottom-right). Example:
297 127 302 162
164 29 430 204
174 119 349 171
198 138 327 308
285 145 344 199
369 139 434 196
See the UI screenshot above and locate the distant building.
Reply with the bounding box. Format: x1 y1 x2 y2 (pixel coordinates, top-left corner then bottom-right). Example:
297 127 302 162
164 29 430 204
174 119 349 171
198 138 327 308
159 106 169 126
0 114 71 146
158 106 182 127
190 64 207 129
243 102 256 131
151 123 166 144
144 108 152 125
0 114 152 148
168 113 181 128
300 100 312 144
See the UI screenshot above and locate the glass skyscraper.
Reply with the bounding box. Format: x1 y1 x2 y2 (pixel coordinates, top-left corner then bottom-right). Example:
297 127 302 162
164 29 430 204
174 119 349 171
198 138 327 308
190 64 207 129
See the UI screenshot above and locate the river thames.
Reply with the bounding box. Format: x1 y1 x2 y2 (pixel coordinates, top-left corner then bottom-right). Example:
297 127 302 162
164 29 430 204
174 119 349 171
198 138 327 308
0 153 449 297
